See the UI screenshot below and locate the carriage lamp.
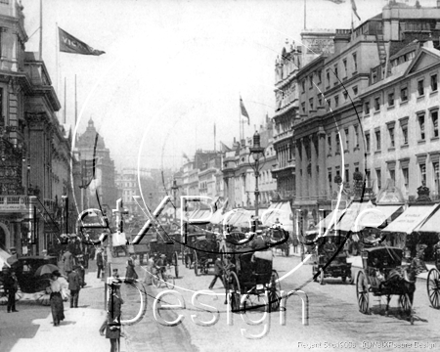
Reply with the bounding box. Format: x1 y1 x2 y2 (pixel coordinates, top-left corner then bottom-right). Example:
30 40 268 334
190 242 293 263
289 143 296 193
248 131 266 220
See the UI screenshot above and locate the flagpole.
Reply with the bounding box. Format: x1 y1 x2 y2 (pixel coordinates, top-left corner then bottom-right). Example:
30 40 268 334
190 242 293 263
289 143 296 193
39 0 43 60
75 74 78 127
214 122 216 152
64 77 67 124
303 0 307 30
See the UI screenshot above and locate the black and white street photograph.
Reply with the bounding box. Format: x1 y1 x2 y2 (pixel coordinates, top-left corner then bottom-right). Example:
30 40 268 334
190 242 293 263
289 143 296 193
1 0 440 351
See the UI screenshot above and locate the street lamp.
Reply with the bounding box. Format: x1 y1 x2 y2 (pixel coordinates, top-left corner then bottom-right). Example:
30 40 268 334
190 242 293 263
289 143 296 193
248 131 266 219
171 178 179 222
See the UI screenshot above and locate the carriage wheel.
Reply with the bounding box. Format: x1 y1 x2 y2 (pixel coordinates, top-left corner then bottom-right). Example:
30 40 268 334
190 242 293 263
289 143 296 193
356 271 369 314
243 293 261 312
319 269 325 285
227 271 241 312
427 268 440 309
194 252 200 276
399 294 413 324
173 253 179 278
269 270 281 311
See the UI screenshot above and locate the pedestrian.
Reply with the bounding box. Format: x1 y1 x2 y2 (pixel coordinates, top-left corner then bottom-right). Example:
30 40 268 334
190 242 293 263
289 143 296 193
99 279 124 352
96 248 104 279
4 271 19 313
49 271 65 326
62 249 75 274
208 257 224 290
67 267 82 308
124 257 138 282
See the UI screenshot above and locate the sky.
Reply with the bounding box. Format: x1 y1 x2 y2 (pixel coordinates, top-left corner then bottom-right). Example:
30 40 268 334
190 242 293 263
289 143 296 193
21 0 438 173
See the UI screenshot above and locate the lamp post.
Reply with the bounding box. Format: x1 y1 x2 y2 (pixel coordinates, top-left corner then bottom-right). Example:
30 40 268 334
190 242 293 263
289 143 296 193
248 131 266 220
171 178 179 222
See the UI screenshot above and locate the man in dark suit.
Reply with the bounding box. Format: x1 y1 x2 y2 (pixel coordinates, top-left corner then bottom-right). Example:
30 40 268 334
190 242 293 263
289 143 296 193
209 257 224 290
100 279 124 352
4 271 19 313
67 267 82 308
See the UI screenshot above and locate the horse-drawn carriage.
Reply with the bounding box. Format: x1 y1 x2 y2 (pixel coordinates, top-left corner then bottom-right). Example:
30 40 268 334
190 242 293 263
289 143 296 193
149 234 180 278
184 232 218 276
222 244 281 312
427 245 440 309
356 246 426 324
311 235 353 285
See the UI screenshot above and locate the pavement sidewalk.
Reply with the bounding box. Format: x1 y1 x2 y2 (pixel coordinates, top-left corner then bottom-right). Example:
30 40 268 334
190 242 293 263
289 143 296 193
3 261 128 352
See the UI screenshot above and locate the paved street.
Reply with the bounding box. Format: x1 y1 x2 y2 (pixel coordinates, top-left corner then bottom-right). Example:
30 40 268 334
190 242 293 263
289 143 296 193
121 252 440 352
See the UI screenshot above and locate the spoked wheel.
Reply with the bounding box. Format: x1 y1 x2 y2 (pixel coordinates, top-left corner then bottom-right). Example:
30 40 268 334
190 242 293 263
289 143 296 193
399 294 413 324
269 270 281 312
194 252 200 276
173 253 179 278
226 271 241 313
356 271 370 314
427 268 440 309
243 293 262 312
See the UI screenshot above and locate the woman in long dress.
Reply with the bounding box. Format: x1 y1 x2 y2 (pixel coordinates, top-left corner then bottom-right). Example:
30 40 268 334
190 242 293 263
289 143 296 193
124 257 138 282
50 271 65 326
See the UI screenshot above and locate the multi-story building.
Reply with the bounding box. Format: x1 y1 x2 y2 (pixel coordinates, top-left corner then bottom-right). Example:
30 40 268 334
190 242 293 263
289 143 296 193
0 1 79 256
291 3 440 230
75 118 117 211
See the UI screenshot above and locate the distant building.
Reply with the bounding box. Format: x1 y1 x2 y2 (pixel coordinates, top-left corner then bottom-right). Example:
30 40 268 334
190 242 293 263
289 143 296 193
75 118 117 210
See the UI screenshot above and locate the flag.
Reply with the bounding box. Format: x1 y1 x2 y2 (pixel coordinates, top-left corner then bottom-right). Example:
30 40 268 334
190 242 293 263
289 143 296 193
220 141 232 152
325 0 345 3
81 158 98 188
240 96 250 125
351 0 361 21
182 152 191 162
59 27 105 56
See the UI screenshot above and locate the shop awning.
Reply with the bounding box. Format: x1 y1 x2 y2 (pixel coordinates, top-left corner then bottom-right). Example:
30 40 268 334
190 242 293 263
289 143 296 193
336 201 375 232
316 208 347 230
413 206 440 233
355 205 403 229
210 209 225 224
382 204 439 234
261 201 294 232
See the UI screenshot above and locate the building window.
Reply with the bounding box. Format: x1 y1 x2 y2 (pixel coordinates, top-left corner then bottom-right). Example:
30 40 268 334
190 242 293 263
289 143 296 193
431 110 439 138
389 169 395 183
400 86 408 102
402 167 409 188
388 126 395 148
335 133 341 153
343 58 347 77
418 79 424 96
401 122 409 145
343 90 348 101
418 114 425 140
334 95 339 107
309 74 313 88
352 86 358 95
318 93 323 107
354 125 359 148
334 64 338 82
388 91 394 107
301 80 305 93
420 163 426 185
352 52 358 72
327 135 332 154
374 96 380 111
345 168 350 183
364 101 370 114
326 70 330 87
301 102 305 113
309 98 314 110
434 162 440 194
375 130 381 151
366 169 371 185
344 128 349 151
376 168 382 191
431 74 438 92
365 132 370 153
317 70 322 84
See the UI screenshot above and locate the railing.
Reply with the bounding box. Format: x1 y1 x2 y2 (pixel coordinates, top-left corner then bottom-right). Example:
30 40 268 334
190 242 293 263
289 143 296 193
0 195 29 212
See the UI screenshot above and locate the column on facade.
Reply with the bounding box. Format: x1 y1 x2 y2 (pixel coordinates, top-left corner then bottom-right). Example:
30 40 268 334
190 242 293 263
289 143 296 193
295 139 302 201
310 134 318 200
318 130 326 199
301 138 308 199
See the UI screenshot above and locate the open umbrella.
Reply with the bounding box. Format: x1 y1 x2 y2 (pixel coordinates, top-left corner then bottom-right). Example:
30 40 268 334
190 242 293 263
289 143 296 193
35 264 60 276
